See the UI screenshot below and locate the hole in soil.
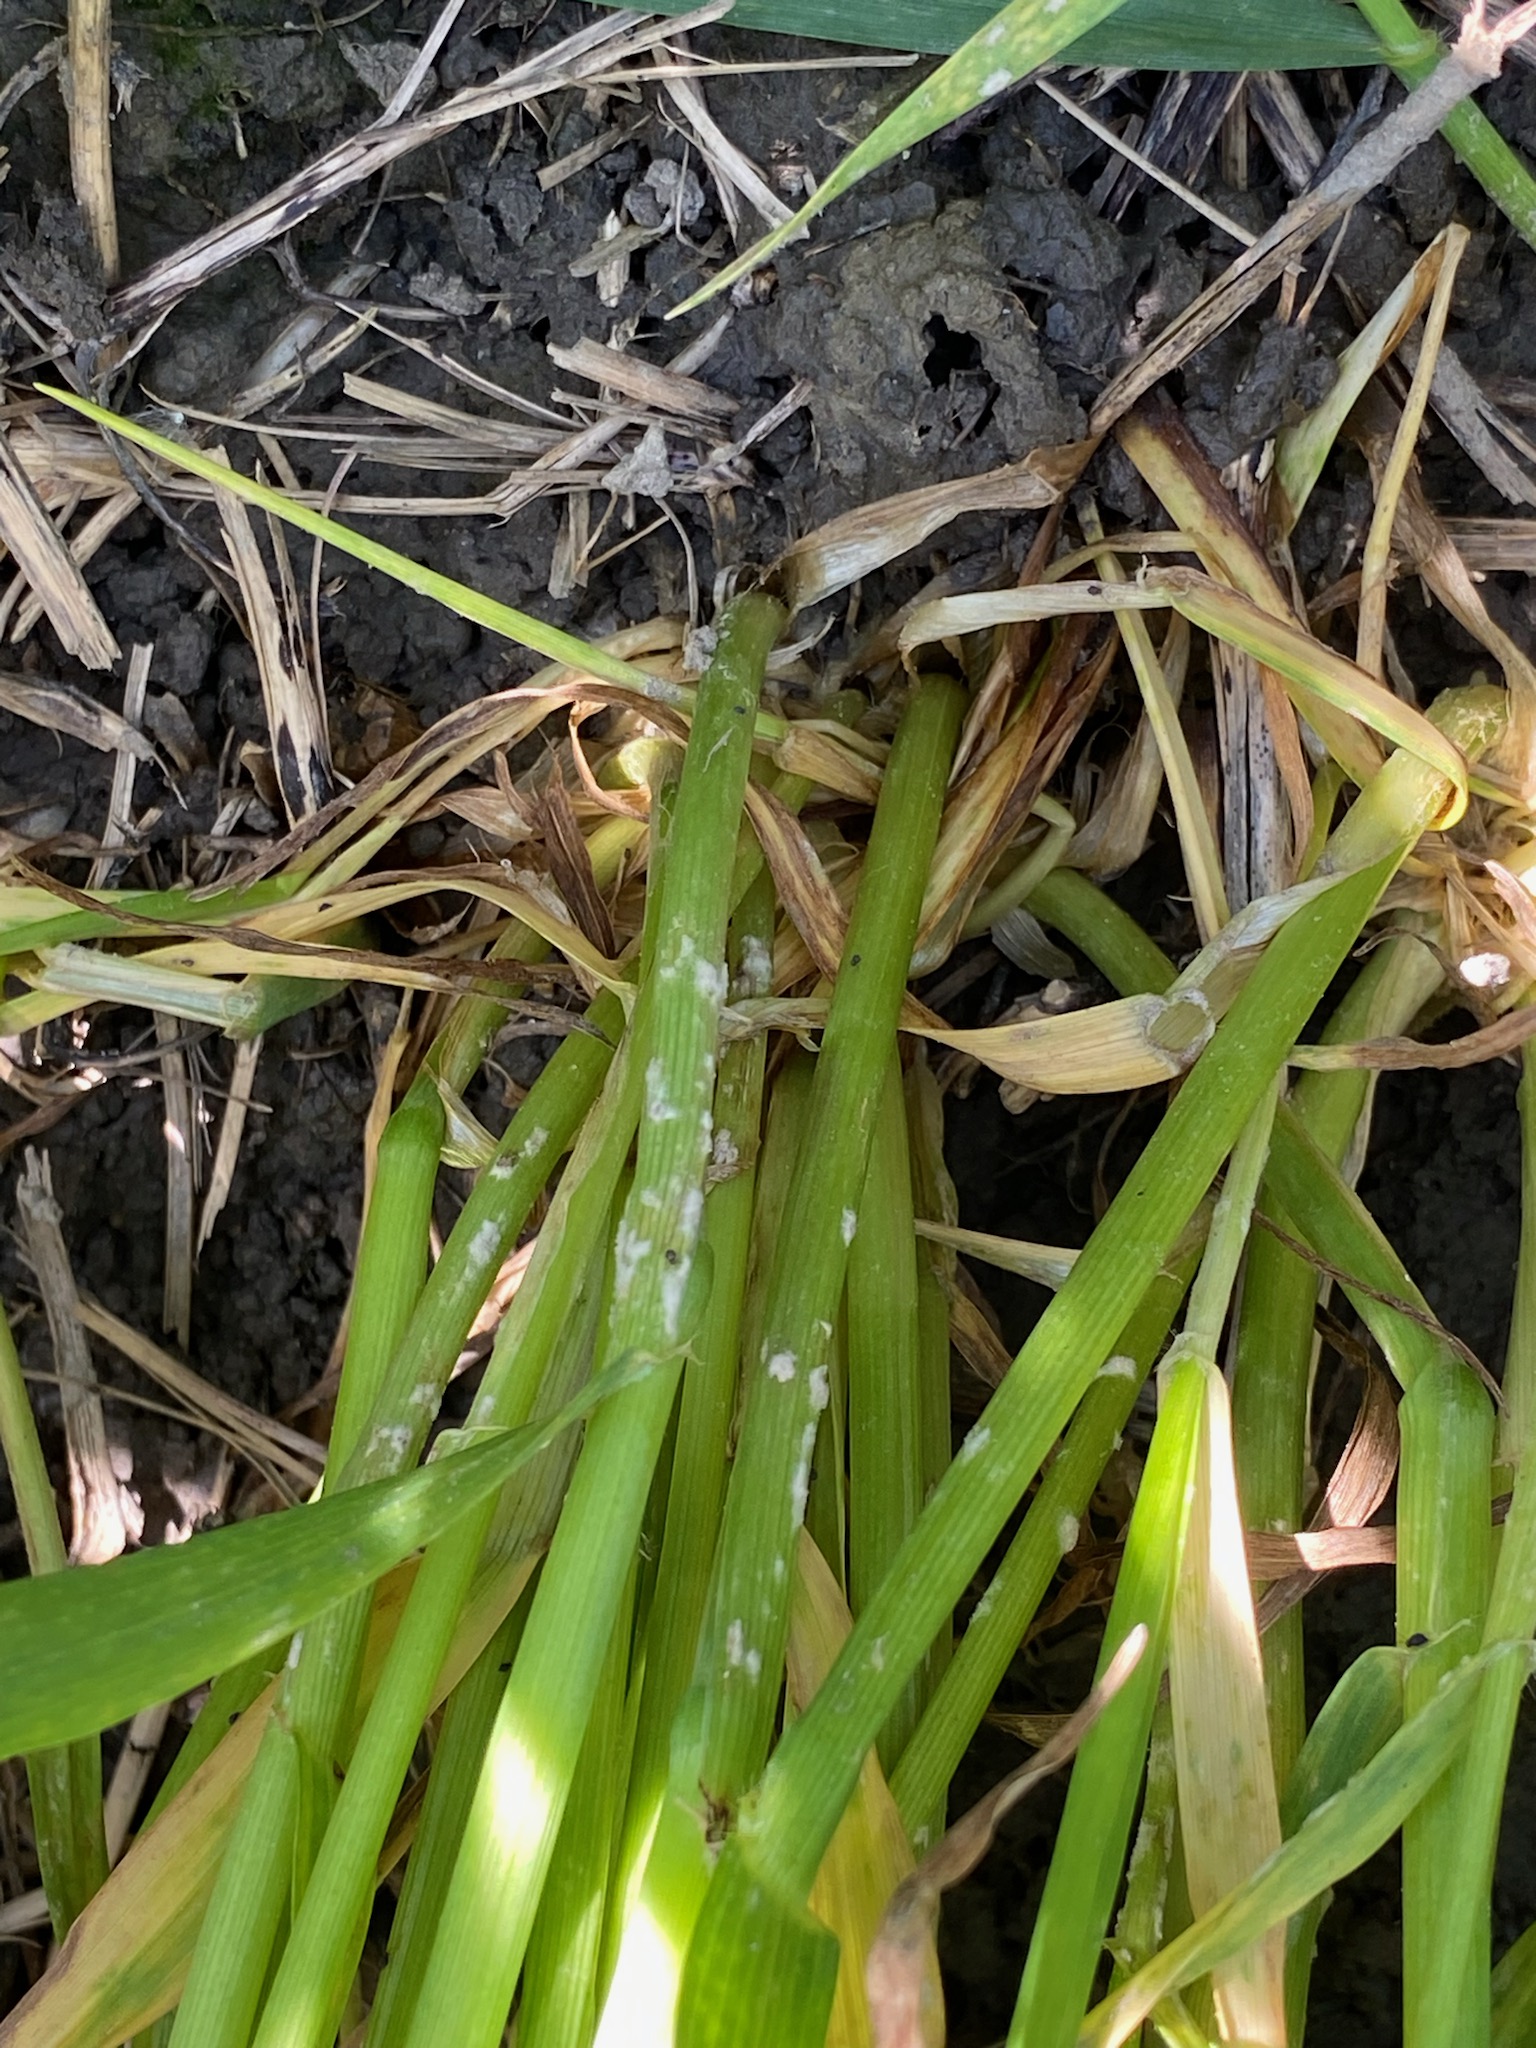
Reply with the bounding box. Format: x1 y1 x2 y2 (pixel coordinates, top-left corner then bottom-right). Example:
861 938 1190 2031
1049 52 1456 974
922 313 984 388
526 314 551 345
920 314 999 445
925 127 987 195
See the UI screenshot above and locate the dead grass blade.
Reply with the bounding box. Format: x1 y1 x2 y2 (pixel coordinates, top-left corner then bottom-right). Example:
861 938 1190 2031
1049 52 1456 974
787 1531 932 2048
65 0 118 280
1271 225 1462 533
1289 988 1536 1071
0 422 117 669
776 451 1078 615
198 631 686 893
946 1274 1015 1391
1356 225 1470 681
1116 401 1373 799
659 38 797 239
196 1039 262 1257
1090 4 1536 437
917 987 1206 1095
9 487 138 646
210 453 335 826
1255 1359 1400 1628
535 773 616 958
770 721 884 805
547 334 736 424
228 261 381 418
954 498 1068 779
153 1014 196 1351
900 567 1468 820
103 1702 173 1865
537 113 651 191
87 641 151 890
0 666 158 763
1067 613 1189 880
16 1149 133 1564
1442 515 1536 567
105 4 733 338
75 1296 322 1488
1346 385 1536 776
1084 504 1227 939
1169 1356 1285 2045
341 375 559 457
915 621 1114 967
1225 457 1312 897
1239 64 1536 507
744 781 848 980
912 1219 1077 1290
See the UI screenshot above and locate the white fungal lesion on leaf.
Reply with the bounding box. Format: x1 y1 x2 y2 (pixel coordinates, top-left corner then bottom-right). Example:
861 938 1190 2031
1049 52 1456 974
789 1418 819 1523
612 1219 652 1303
693 955 728 1003
737 934 772 997
644 1057 680 1123
723 1617 761 1681
467 1219 503 1269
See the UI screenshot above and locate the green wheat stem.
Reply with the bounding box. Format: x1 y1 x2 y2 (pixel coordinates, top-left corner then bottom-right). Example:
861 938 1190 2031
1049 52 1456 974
518 1559 637 2048
1404 1018 1536 2048
0 1295 108 1939
1398 1358 1495 2048
889 1242 1196 1837
846 1053 926 1769
686 676 1472 2020
1499 1032 1536 1481
362 1596 530 2048
1351 0 1536 250
249 1007 645 2048
1232 928 1443 1790
1081 1645 1518 2048
693 845 1404 1999
602 868 776 1977
691 672 967 1811
389 590 780 2048
597 673 965 2048
1007 1351 1207 2048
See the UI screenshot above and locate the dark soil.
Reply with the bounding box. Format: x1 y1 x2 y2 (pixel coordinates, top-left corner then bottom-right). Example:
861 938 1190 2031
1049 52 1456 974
2 5 1534 2039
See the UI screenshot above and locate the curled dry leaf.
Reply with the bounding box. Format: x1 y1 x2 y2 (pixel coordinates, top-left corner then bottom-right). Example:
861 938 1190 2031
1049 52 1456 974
0 426 118 670
775 450 1079 615
745 781 850 982
899 563 1468 822
0 672 161 762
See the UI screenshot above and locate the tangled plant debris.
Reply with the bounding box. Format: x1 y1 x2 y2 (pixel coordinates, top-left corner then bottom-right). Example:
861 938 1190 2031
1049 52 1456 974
10 3 1536 2046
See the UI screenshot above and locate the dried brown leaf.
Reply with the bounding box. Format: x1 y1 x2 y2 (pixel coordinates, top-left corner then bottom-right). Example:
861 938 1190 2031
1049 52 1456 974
744 781 848 981
777 450 1079 615
0 424 117 668
547 336 735 424
16 1149 133 1563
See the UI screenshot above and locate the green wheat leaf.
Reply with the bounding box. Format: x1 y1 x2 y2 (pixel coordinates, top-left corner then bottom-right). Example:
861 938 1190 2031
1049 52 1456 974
672 0 1138 311
0 1355 651 1760
624 0 1382 66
